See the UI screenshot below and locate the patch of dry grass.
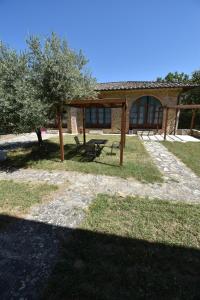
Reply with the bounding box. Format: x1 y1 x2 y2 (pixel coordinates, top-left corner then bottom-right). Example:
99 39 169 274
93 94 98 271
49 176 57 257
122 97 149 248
44 195 200 299
2 135 163 183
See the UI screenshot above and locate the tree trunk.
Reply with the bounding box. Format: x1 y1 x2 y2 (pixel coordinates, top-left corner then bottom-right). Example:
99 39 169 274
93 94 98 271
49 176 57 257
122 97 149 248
35 128 43 146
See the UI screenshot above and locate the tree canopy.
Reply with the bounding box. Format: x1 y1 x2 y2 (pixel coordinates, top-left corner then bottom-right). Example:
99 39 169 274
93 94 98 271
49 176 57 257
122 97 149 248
27 33 97 114
0 33 97 137
157 70 200 104
0 42 48 134
156 71 190 83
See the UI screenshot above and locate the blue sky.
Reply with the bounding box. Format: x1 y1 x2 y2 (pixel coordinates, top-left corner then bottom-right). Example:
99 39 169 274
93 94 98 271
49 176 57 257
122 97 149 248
0 0 199 82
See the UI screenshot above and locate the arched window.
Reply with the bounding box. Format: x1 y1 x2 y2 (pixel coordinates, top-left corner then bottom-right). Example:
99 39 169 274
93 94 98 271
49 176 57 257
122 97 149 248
130 96 163 129
85 107 111 128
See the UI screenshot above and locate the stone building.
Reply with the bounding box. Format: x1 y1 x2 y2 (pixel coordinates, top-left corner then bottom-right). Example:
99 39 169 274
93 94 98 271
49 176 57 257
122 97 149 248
66 81 197 134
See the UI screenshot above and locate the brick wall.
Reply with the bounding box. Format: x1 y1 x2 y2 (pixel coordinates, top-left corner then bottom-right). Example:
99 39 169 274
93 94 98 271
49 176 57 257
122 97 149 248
67 88 182 134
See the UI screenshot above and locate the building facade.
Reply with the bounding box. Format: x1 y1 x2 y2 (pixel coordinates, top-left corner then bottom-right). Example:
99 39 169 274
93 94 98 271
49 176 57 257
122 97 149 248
66 81 197 134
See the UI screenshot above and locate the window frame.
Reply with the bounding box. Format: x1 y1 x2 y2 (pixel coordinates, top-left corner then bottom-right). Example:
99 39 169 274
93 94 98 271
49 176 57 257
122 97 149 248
85 107 111 129
129 96 163 129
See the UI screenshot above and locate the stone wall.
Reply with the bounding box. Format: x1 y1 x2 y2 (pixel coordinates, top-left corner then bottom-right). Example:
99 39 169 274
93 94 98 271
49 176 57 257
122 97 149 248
67 88 182 134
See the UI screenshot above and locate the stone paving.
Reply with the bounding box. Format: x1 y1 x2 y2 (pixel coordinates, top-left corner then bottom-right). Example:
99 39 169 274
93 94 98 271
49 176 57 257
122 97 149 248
139 133 200 142
1 138 200 299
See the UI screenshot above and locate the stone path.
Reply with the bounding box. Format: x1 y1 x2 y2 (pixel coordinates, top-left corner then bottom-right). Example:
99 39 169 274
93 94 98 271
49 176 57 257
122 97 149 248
1 139 200 299
139 133 200 142
143 141 200 195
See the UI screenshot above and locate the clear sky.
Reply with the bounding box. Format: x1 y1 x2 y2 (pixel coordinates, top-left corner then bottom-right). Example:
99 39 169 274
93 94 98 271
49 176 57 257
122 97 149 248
0 0 199 82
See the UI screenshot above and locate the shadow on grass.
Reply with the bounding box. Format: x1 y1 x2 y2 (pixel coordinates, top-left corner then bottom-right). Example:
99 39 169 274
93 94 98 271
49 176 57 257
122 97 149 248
0 214 200 299
0 139 117 172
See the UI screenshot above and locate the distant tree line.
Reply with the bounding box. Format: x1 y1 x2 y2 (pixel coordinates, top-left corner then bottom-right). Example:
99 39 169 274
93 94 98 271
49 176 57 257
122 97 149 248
157 70 200 104
157 71 200 129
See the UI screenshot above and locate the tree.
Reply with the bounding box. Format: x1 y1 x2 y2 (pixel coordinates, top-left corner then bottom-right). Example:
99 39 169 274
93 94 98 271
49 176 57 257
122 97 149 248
27 33 96 113
180 70 200 105
0 41 48 144
26 33 97 159
0 33 97 153
156 71 190 83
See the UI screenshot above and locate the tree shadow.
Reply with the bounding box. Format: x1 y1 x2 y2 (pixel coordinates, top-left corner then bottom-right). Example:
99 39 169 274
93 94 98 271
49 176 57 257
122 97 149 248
0 139 117 172
0 214 200 300
0 141 37 151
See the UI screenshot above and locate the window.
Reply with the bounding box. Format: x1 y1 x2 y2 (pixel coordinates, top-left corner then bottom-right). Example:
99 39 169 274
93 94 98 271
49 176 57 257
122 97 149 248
85 107 111 128
129 96 163 129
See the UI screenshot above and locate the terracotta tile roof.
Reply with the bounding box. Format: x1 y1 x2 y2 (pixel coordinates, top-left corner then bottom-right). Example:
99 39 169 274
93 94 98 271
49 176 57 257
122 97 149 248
95 81 198 91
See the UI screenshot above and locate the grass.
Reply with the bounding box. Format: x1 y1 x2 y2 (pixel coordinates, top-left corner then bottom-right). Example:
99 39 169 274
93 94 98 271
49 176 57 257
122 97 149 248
162 141 200 176
2 135 162 183
44 195 200 300
0 180 57 229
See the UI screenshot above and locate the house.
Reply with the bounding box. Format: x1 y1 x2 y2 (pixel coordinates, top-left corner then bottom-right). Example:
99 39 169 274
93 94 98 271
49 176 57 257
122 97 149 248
66 81 198 134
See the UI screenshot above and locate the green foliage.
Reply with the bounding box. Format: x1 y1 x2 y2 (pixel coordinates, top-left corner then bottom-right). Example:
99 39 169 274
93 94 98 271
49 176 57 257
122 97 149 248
192 70 200 84
0 33 97 134
157 70 200 104
0 41 49 133
156 71 190 83
180 70 200 104
27 32 97 114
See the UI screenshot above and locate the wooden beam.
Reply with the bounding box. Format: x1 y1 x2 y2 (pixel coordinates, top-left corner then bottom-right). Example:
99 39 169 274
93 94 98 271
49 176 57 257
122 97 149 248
167 104 200 110
190 109 196 135
123 101 127 147
173 108 178 135
57 109 64 162
120 103 126 165
164 107 169 141
82 107 86 145
66 98 126 108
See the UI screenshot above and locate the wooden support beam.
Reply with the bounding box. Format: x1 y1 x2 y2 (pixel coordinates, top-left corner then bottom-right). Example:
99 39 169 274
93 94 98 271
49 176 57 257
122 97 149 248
123 101 127 148
164 107 169 141
57 109 64 162
82 107 86 145
120 103 126 166
173 108 178 135
167 104 200 110
190 109 196 135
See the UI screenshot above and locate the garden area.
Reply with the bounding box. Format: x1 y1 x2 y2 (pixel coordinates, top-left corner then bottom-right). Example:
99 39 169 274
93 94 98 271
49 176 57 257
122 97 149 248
162 141 200 176
44 194 200 300
0 180 57 230
2 135 163 183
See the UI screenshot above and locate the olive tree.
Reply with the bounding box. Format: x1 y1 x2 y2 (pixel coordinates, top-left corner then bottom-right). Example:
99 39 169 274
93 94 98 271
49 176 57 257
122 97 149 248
0 33 97 154
27 33 96 106
26 33 97 158
0 41 49 145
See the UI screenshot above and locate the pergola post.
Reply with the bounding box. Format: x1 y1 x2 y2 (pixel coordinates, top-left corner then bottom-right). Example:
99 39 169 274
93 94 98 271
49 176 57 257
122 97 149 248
120 103 126 166
123 100 127 148
82 107 86 145
190 109 196 135
173 108 178 135
164 107 169 141
57 109 64 161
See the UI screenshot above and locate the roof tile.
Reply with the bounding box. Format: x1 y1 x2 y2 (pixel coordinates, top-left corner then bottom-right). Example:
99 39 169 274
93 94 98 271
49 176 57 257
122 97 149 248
95 81 198 91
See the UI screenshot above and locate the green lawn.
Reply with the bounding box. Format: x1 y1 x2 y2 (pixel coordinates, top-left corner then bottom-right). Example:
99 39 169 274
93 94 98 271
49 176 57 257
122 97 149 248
2 135 162 183
0 180 57 229
44 195 200 300
162 141 200 177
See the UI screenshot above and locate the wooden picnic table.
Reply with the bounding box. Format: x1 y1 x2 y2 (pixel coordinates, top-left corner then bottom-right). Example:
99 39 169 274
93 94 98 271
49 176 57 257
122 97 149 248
87 139 108 152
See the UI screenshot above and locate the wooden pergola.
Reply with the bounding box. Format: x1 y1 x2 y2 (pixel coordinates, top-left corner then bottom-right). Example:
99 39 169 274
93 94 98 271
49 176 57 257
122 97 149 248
57 98 127 165
164 104 200 140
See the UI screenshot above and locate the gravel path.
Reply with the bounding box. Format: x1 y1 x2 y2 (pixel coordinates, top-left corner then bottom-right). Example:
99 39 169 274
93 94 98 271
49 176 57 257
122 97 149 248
1 140 200 299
